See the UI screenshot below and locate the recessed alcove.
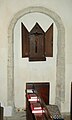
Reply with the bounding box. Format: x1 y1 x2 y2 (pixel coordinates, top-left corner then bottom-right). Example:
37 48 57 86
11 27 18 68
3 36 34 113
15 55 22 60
7 7 65 112
14 12 56 108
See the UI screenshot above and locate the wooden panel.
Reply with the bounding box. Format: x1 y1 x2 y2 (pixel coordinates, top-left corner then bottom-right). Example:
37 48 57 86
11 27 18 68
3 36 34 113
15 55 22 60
21 22 53 60
71 82 72 120
45 23 53 57
26 82 50 120
26 101 34 120
29 23 46 61
26 83 34 89
0 107 3 120
34 83 50 105
26 82 50 105
21 23 29 57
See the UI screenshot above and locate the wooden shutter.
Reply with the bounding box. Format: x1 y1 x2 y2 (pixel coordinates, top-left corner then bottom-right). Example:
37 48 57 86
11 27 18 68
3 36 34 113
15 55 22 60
21 23 29 57
45 23 53 57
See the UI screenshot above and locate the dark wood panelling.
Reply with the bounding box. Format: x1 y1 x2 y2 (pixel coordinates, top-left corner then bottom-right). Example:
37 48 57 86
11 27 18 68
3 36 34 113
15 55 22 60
21 22 53 61
0 107 3 120
26 82 50 120
21 23 29 57
71 82 72 120
29 23 46 61
34 83 50 105
45 23 53 57
26 82 50 105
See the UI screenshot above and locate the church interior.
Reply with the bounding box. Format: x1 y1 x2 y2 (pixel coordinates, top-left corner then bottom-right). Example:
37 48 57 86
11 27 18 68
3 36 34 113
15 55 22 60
0 0 72 120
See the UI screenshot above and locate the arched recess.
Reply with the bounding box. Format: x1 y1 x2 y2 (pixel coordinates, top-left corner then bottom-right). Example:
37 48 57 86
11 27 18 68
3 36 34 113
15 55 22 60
7 6 65 111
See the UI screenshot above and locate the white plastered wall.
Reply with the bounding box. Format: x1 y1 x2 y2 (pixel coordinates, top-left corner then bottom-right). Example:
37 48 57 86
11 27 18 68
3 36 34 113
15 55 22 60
14 13 57 109
7 6 65 113
0 0 72 114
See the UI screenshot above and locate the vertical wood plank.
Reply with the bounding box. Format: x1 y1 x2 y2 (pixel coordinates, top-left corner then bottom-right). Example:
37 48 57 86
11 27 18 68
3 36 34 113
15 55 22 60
45 23 53 57
71 82 72 120
21 22 29 57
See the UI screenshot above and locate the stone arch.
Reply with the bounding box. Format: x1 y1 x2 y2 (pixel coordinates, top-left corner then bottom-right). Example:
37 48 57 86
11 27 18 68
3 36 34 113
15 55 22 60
7 6 65 111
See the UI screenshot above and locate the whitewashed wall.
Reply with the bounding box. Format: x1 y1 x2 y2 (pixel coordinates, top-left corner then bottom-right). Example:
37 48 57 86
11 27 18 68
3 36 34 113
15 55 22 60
0 0 72 113
14 13 57 108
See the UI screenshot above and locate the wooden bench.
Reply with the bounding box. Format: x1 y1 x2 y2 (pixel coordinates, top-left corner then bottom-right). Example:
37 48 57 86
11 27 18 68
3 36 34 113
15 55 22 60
0 106 4 120
70 82 72 120
26 82 64 120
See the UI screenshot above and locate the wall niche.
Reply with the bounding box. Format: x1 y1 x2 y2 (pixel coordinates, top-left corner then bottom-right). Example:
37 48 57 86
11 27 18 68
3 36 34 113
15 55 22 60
7 7 65 111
